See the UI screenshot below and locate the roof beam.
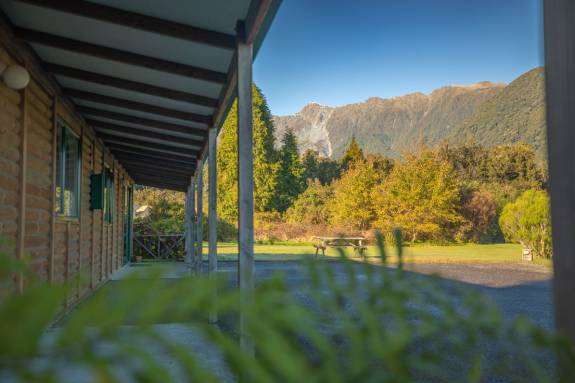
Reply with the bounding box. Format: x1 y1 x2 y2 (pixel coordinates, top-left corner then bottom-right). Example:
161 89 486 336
120 159 195 173
18 0 236 49
108 145 197 164
78 106 209 135
113 155 196 170
16 27 227 84
98 133 199 156
89 119 204 146
45 63 219 107
123 163 192 179
65 88 210 123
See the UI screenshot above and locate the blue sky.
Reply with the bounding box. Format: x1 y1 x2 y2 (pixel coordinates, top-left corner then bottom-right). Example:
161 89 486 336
253 0 543 116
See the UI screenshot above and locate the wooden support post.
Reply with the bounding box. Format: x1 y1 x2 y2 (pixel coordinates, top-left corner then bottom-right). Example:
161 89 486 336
184 185 190 266
208 127 218 323
189 176 196 273
65 220 71 306
16 86 28 293
90 138 96 288
544 0 575 345
49 98 58 284
100 150 105 283
110 161 115 275
77 125 84 299
195 159 204 275
237 21 254 353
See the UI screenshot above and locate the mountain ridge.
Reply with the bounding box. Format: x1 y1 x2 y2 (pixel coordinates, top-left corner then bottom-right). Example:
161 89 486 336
273 68 545 159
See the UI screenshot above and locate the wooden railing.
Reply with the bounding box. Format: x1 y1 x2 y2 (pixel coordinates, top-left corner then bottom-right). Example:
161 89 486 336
133 234 185 261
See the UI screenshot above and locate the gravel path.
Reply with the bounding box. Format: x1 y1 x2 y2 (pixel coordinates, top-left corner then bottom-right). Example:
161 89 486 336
214 260 554 328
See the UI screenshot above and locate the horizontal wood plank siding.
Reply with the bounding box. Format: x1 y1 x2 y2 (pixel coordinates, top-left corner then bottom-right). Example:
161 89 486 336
0 39 133 303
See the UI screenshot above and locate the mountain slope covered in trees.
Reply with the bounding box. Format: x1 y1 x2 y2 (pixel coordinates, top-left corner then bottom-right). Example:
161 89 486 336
448 67 546 155
273 67 546 159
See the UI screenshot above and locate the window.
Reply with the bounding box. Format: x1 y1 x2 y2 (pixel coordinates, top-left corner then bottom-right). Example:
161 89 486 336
55 122 81 218
103 168 114 223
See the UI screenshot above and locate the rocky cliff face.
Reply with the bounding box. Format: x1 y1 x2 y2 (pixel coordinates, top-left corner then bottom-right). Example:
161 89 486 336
273 67 545 159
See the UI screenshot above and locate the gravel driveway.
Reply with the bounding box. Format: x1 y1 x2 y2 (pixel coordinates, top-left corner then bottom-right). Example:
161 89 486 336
216 260 554 328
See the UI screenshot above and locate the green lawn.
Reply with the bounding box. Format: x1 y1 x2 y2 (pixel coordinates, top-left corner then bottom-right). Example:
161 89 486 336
206 242 552 267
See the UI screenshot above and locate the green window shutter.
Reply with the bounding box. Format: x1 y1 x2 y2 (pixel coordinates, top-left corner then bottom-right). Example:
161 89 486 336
90 173 105 210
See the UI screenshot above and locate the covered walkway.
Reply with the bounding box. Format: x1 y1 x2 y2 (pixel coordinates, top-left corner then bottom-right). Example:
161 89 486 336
0 0 281 343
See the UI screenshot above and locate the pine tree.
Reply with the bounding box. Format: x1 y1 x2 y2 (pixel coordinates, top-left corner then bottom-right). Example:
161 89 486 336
277 129 305 211
217 84 280 222
341 135 364 170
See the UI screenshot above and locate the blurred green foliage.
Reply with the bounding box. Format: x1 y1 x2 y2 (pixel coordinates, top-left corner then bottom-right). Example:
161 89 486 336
1 235 573 382
500 189 552 258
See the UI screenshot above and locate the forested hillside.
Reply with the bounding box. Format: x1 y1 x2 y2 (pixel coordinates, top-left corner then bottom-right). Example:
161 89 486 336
274 67 546 159
448 67 546 156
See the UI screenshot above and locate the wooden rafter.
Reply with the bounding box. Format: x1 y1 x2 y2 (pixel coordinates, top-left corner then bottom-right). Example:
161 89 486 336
125 167 192 179
120 159 195 173
18 0 236 49
98 134 199 156
16 27 227 84
89 120 203 146
45 63 219 107
65 88 210 123
132 177 188 190
78 106 209 135
108 145 196 163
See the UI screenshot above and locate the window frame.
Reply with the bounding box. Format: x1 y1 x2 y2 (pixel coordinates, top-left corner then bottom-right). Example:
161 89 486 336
55 121 82 219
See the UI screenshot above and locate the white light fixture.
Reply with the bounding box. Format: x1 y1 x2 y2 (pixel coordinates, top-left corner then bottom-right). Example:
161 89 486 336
0 62 30 90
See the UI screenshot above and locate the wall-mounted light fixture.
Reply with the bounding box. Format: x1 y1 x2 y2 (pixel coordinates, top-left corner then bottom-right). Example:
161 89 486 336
0 62 30 90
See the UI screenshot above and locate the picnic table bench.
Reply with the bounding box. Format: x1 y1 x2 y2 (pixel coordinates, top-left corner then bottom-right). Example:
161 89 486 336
312 236 367 257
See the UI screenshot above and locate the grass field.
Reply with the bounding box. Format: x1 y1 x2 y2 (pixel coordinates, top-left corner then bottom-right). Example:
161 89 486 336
208 242 552 267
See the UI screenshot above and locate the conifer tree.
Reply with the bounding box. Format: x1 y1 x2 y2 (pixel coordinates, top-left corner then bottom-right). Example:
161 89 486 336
277 129 305 211
341 135 364 170
216 84 280 222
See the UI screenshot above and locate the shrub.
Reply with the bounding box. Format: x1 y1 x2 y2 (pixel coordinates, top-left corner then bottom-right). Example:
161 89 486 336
499 189 552 258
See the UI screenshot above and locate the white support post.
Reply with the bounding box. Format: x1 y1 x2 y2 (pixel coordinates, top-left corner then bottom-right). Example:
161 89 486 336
237 21 254 353
189 176 196 273
208 127 218 323
195 159 204 275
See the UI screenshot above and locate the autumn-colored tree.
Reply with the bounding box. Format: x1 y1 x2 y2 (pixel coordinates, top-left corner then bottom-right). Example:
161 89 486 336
456 188 499 243
330 158 388 231
373 150 463 241
486 144 544 187
286 179 334 225
499 189 551 258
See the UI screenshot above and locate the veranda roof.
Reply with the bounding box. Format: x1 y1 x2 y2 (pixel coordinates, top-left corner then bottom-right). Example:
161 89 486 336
0 0 281 191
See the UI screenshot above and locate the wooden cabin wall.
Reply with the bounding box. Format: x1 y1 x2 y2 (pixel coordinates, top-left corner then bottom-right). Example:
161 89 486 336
0 41 133 301
0 46 22 276
25 80 53 283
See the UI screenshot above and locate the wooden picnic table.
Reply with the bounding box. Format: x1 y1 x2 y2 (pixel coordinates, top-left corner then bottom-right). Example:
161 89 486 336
312 236 367 257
